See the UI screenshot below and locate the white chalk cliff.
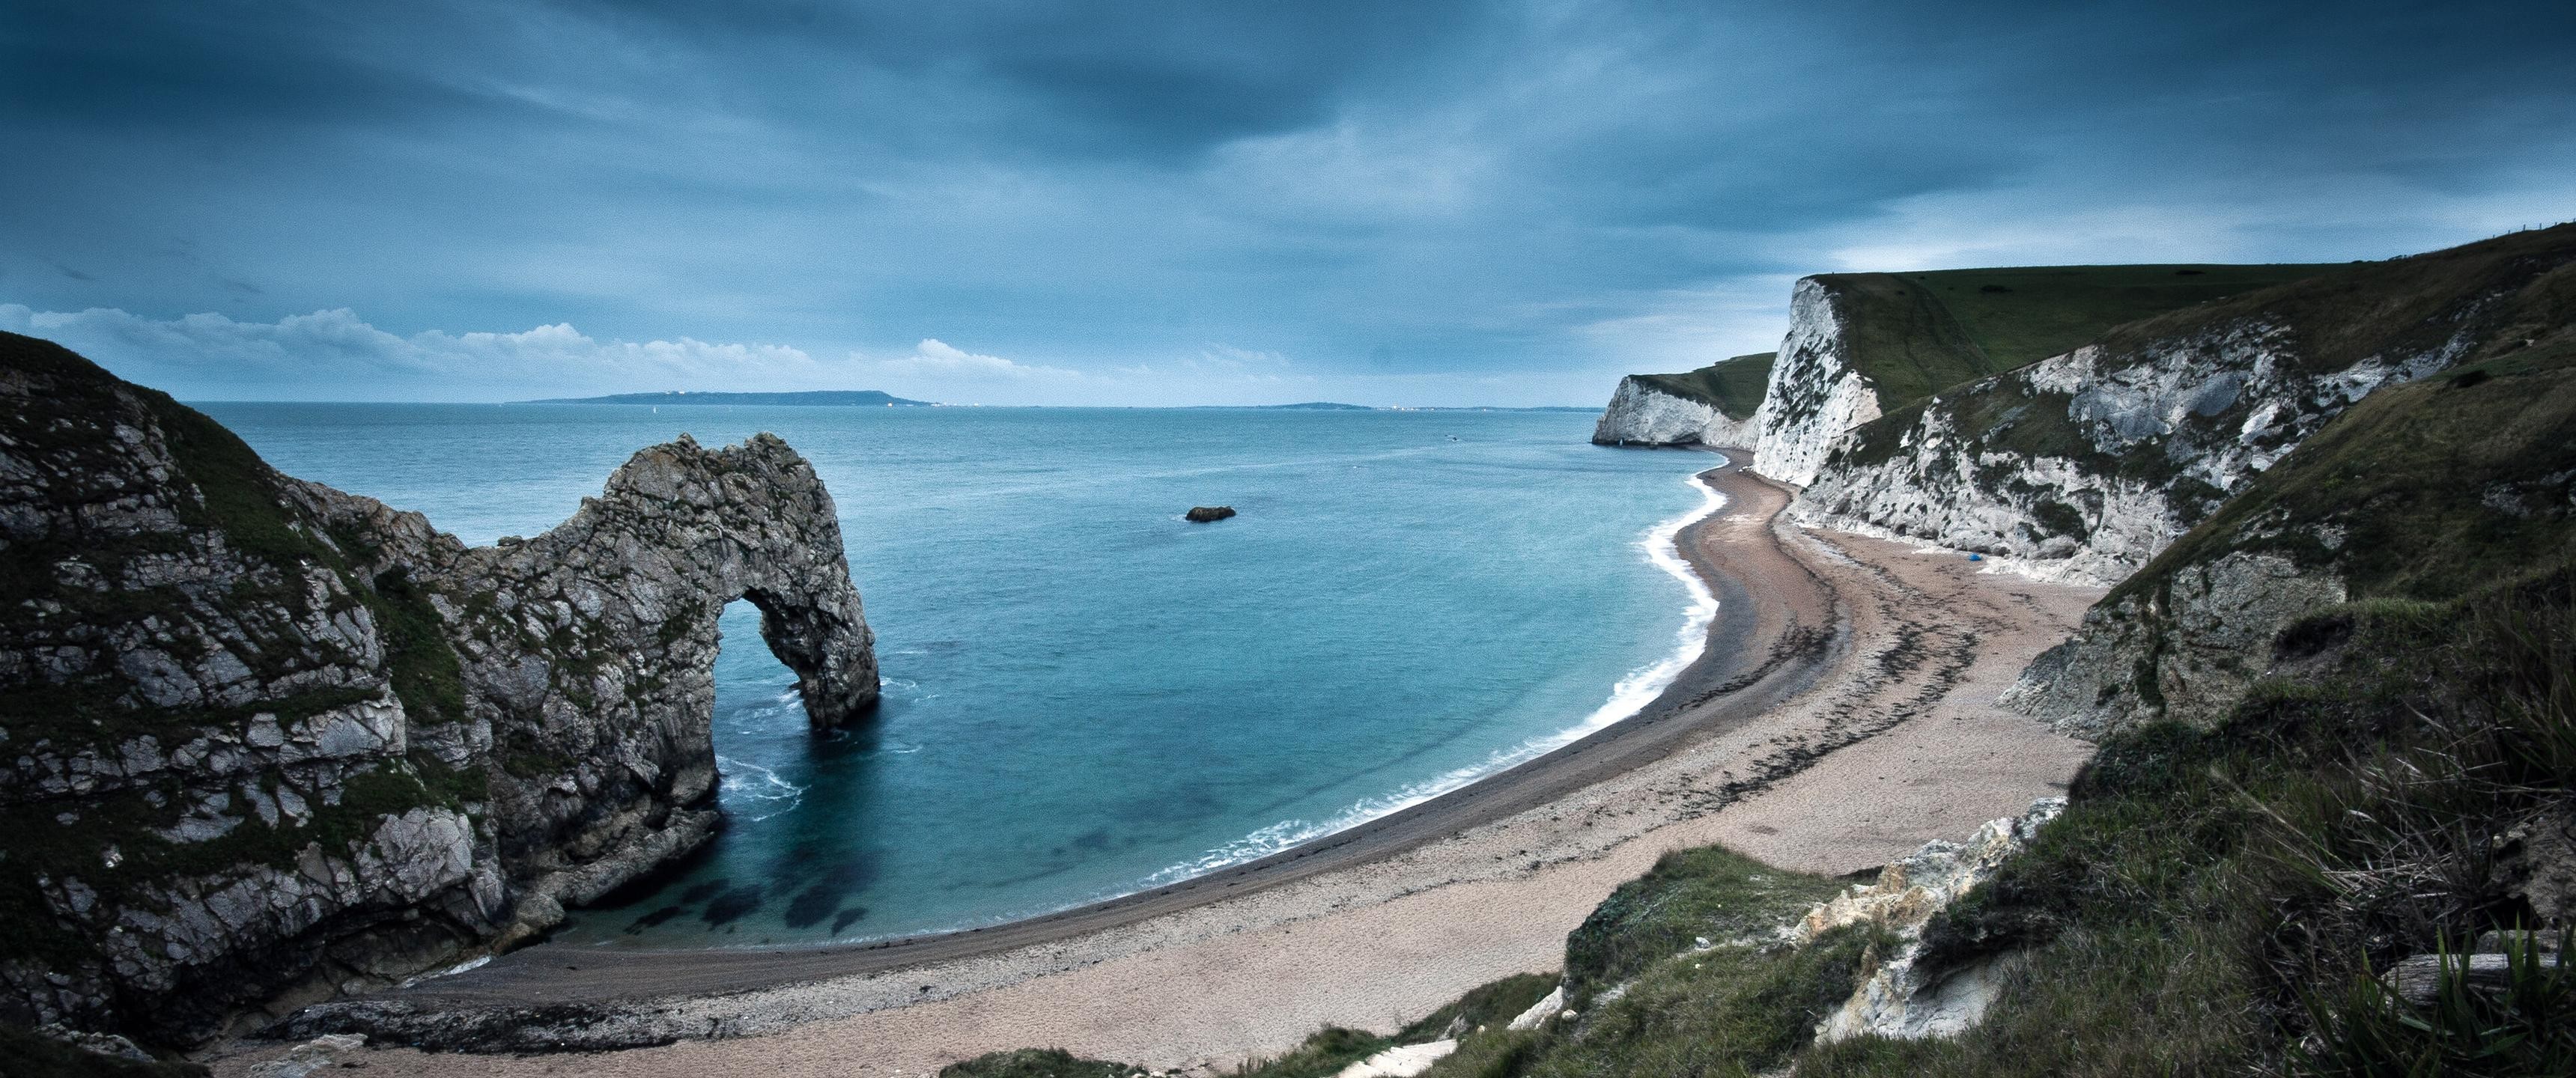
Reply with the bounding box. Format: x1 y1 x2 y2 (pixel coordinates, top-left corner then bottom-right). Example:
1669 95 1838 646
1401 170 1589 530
1750 278 1883 487
1591 377 1761 448
1789 319 2461 587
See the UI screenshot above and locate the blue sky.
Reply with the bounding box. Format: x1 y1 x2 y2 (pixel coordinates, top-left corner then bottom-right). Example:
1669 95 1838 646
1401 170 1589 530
3 0 2571 405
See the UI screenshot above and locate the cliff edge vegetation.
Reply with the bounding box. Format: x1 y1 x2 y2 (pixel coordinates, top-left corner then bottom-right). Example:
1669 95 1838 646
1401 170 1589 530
1592 352 1775 446
2007 293 2576 737
1594 261 2331 474
1799 223 2575 588
1634 353 1777 422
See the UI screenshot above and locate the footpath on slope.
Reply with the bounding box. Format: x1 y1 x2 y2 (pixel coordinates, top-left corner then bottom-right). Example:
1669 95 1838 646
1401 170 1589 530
213 451 2103 1077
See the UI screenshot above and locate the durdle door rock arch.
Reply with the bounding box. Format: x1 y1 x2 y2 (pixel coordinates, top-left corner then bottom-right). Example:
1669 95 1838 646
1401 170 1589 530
0 332 878 1044
322 431 884 944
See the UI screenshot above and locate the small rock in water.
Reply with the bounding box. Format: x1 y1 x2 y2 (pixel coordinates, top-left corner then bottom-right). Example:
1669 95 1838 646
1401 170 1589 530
1185 505 1237 523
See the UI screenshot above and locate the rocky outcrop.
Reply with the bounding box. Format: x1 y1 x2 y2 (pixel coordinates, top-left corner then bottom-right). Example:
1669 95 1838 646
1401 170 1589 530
0 332 878 1044
1799 799 2065 1043
1592 353 1773 449
1787 319 2456 587
1751 278 1883 486
1591 377 1759 448
1787 225 2575 591
1739 225 2576 740
2002 551 2348 737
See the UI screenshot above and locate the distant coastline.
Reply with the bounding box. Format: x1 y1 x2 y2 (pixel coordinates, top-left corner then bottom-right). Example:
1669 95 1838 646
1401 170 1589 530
1182 402 1601 412
514 393 1600 412
521 389 935 406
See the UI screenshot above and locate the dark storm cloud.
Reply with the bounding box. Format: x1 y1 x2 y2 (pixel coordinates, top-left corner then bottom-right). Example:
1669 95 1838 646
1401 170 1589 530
1 0 2570 404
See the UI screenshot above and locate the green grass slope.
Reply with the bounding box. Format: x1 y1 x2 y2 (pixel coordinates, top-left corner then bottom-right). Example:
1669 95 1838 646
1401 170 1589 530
1823 262 2339 414
2107 261 2576 609
1631 352 1776 421
1830 224 2576 496
1802 576 2576 1077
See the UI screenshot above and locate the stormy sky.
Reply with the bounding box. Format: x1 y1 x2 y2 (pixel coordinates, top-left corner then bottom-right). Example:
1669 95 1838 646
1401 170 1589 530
3 1 2571 405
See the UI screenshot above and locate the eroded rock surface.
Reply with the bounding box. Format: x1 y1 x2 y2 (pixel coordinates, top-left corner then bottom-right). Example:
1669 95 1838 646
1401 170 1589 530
2002 550 2348 737
1789 319 2454 587
1789 228 2575 589
1799 799 2064 1043
1752 278 1883 487
0 332 876 1044
1591 377 1759 448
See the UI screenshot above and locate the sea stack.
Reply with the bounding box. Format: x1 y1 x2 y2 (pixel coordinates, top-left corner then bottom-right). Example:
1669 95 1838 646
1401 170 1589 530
1185 505 1237 523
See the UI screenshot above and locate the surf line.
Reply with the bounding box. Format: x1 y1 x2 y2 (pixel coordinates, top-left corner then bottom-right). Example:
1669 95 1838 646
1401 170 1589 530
1138 463 1729 888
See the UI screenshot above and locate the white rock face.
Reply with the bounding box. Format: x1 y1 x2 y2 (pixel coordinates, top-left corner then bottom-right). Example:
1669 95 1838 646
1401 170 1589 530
1334 1039 1459 1078
1800 799 2065 1044
1791 319 2464 588
1752 278 1880 487
1505 984 1567 1031
1591 377 1759 448
245 1033 367 1078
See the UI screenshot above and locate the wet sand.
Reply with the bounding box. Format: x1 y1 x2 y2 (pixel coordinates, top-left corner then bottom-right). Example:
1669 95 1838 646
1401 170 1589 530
213 449 2103 1076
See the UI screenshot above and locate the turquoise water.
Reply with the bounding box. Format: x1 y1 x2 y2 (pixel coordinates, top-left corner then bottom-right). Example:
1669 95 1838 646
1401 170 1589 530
200 404 1718 948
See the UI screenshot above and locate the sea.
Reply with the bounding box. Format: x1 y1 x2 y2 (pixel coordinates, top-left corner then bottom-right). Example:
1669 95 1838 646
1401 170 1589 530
198 403 1721 949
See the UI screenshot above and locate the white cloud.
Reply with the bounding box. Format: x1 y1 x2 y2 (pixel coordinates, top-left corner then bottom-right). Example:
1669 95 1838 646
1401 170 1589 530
0 303 830 400
854 338 1086 380
0 305 1612 407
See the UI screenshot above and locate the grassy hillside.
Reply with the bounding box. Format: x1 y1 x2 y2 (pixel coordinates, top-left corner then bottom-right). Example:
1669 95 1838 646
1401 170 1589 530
1802 575 2576 1077
1823 262 2339 414
2112 318 2576 610
1832 224 2576 491
1631 352 1775 421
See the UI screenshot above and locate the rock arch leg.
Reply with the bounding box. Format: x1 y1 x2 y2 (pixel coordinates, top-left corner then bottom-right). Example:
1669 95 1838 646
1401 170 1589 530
744 585 880 730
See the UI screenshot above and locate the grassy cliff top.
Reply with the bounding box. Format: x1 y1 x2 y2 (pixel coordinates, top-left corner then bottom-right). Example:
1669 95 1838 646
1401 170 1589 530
1819 262 2341 412
1829 223 2576 489
2115 302 2576 608
1631 352 1775 421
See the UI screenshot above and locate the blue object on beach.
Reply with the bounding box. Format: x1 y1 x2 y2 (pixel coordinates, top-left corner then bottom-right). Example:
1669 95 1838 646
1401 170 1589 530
1968 552 1984 561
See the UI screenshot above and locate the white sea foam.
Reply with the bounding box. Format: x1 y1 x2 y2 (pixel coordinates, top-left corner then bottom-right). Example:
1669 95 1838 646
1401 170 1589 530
1141 466 1728 888
716 754 809 822
396 954 491 987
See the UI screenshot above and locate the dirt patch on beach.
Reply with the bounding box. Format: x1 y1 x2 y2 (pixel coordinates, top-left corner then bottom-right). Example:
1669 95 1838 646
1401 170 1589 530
211 451 2102 1077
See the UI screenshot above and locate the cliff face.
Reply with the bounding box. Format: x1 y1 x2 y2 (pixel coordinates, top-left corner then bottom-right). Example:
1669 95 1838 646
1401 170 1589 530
0 333 878 1044
2004 305 2576 737
1751 278 1883 486
1745 265 2346 489
1779 225 2576 739
1790 225 2576 590
1786 317 2442 586
1591 352 1773 448
1591 377 1761 448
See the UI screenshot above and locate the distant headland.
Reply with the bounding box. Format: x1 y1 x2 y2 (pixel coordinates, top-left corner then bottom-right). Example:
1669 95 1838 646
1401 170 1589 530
1184 402 1600 412
523 389 935 406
